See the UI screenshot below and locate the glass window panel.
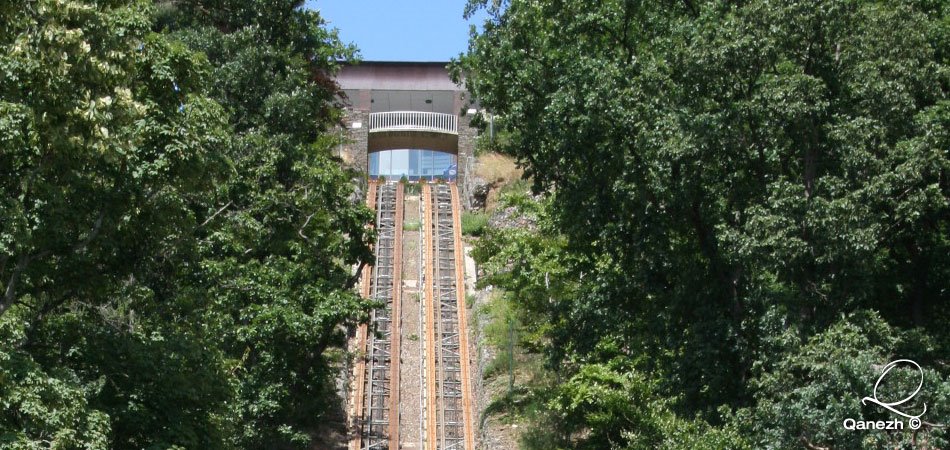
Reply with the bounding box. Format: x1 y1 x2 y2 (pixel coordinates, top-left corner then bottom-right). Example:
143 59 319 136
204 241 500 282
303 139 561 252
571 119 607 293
368 149 457 181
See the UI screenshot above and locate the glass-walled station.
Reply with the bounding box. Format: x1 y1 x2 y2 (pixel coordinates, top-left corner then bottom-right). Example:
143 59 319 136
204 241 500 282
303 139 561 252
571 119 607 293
369 149 457 181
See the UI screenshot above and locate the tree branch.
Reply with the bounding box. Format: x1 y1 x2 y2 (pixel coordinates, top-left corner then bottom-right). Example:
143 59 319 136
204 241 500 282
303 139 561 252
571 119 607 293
73 210 105 254
0 209 106 316
681 0 698 16
0 257 25 316
0 251 47 316
800 436 829 450
346 260 367 290
298 213 315 240
199 201 233 228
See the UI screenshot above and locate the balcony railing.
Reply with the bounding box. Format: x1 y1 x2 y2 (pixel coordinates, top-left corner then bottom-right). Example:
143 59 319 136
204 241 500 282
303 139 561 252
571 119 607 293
369 111 458 135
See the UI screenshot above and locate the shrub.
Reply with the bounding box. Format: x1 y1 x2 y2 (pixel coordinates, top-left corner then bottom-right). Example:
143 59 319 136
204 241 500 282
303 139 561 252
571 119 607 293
462 212 489 236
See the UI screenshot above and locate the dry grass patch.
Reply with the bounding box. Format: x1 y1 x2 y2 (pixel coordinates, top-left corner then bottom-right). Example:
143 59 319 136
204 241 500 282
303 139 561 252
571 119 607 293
476 152 522 184
475 153 524 210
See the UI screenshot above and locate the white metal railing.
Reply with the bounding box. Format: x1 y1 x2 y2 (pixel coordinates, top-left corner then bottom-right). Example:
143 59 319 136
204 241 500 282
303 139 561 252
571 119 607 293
369 111 458 135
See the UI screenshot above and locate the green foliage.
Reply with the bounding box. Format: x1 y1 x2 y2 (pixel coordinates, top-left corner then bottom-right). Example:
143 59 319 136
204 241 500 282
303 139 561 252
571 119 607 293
156 2 370 447
404 182 421 195
0 310 111 450
519 360 750 450
548 363 667 449
477 291 520 379
473 114 512 157
461 211 489 236
497 178 532 200
465 293 476 309
736 311 950 449
0 0 370 448
461 0 949 446
1 1 231 445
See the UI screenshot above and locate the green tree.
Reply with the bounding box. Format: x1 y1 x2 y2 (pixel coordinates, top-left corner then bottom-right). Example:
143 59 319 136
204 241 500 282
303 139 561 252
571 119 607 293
1 0 371 448
156 1 372 447
736 311 950 449
1 0 233 447
0 0 227 328
460 0 948 446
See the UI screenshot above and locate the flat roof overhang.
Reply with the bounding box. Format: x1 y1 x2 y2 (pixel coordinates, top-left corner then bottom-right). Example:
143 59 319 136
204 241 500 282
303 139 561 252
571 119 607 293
368 130 459 155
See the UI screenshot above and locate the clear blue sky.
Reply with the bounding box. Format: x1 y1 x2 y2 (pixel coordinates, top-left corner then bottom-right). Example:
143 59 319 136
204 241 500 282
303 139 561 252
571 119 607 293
305 1 487 62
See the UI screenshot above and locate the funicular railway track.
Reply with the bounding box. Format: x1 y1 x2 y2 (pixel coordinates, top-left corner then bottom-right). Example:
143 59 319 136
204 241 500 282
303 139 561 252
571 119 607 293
352 181 404 450
422 183 475 450
352 181 472 450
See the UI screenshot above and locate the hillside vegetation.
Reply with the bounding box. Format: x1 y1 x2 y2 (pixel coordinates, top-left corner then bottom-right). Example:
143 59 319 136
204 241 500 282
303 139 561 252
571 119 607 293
456 0 949 448
0 1 370 448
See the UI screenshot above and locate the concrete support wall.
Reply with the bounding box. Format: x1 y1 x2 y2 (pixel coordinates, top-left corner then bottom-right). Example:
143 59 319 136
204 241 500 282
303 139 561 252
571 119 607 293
340 109 370 173
457 113 477 207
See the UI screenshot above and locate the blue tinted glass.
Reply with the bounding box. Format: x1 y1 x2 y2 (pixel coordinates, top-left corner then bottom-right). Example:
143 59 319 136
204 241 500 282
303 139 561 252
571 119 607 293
368 149 457 181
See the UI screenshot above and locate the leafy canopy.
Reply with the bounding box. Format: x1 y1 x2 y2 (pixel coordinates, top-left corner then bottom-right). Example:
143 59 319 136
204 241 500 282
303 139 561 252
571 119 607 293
1 1 370 448
459 0 948 447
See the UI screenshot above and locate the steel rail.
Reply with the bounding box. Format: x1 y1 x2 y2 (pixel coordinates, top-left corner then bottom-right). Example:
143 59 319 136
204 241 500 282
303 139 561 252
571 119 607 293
450 184 476 450
354 181 472 450
423 183 439 450
424 183 473 450
389 183 404 450
365 185 389 450
436 184 463 450
351 182 378 450
352 183 403 450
